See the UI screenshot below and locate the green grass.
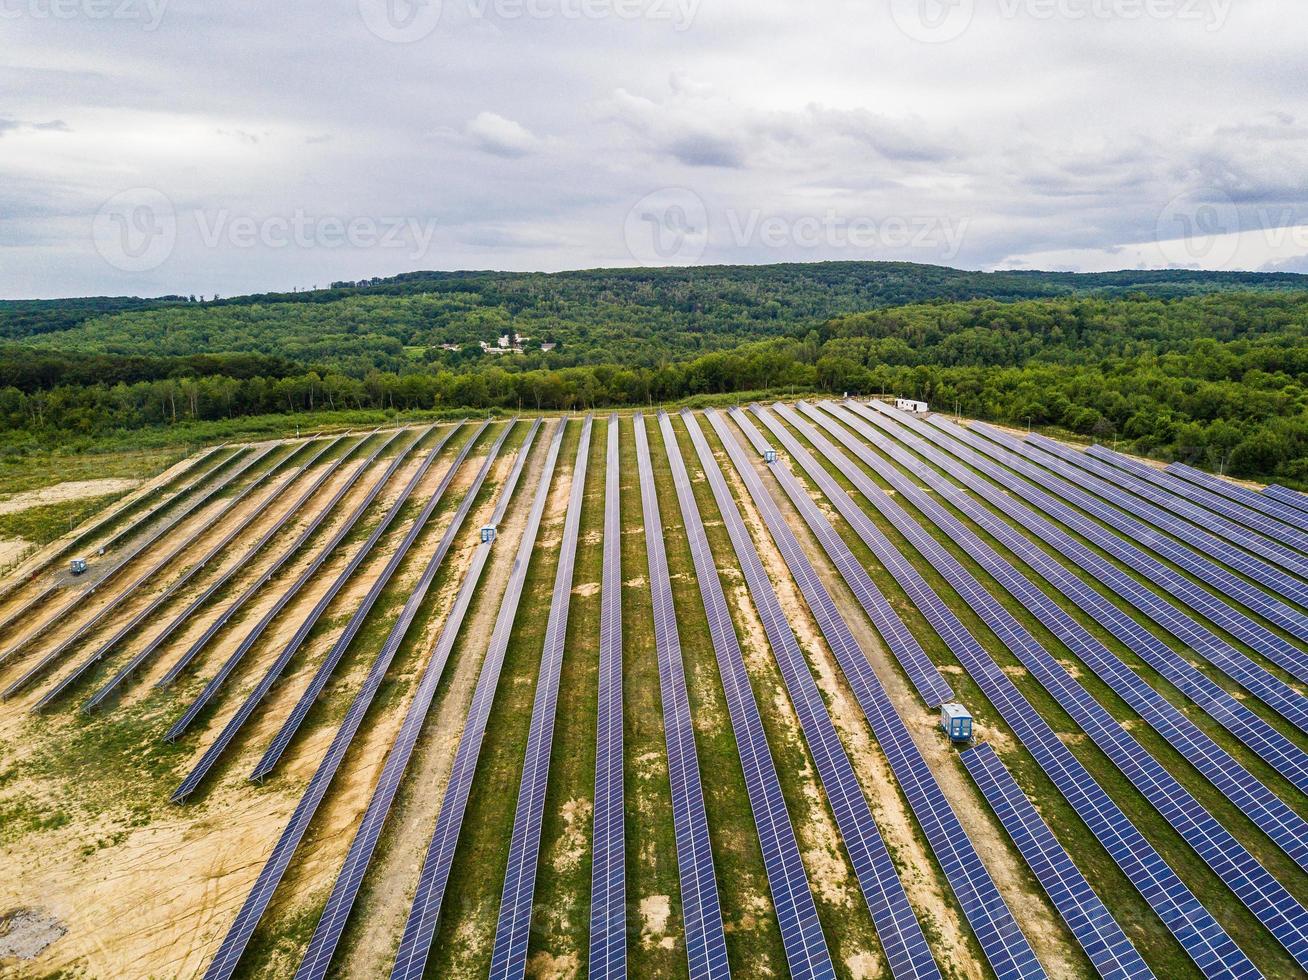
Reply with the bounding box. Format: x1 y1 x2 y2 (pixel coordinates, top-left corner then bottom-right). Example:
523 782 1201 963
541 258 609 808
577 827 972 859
0 493 124 547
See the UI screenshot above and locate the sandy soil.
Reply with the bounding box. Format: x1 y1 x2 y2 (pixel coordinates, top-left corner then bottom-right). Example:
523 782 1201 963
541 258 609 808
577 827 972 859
0 541 30 573
0 479 142 518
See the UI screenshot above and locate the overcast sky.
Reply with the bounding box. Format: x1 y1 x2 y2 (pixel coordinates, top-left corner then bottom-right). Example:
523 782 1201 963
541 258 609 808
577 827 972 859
2 0 1307 298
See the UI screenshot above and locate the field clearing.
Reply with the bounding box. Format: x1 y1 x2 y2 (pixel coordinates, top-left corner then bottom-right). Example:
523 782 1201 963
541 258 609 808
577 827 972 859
0 404 1305 980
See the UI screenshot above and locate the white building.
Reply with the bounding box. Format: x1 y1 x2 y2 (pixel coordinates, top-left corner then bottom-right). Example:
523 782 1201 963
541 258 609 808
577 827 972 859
895 398 930 414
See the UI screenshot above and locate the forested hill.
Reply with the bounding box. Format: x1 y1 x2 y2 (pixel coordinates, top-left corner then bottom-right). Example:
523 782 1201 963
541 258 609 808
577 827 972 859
6 262 1308 377
2 263 1306 484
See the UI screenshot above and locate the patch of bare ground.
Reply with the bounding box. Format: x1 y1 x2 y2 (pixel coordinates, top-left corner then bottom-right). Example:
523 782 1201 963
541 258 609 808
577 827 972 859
741 446 1080 977
0 539 31 574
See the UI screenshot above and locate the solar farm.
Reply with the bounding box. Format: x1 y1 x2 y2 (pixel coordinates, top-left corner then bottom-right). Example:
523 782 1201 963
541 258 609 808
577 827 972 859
2 401 1308 980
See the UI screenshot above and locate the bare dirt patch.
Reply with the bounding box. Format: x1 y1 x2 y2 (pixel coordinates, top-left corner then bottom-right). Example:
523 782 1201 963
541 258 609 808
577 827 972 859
0 907 67 961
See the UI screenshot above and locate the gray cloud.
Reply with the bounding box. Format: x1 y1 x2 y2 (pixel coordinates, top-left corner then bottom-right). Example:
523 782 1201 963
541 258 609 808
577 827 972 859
1 0 1306 297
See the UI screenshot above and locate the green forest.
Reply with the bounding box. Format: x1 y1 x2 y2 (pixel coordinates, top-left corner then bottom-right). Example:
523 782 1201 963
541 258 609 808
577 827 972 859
3 262 1307 484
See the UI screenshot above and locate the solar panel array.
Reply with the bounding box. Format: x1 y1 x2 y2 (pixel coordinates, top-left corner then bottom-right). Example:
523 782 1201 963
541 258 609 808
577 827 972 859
694 409 954 980
489 416 593 980
1031 434 1308 581
251 420 488 781
734 409 1046 980
915 409 1308 660
1086 444 1308 550
856 402 1308 797
1266 483 1308 517
589 415 627 980
91 428 404 710
824 403 1308 911
782 402 1261 980
660 412 838 980
201 419 520 980
732 410 952 710
390 419 565 980
38 434 356 710
631 413 730 980
0 444 256 647
852 402 1308 795
1167 462 1308 533
0 443 231 610
3 443 282 693
170 426 445 800
960 743 1154 980
290 420 534 980
985 424 1308 609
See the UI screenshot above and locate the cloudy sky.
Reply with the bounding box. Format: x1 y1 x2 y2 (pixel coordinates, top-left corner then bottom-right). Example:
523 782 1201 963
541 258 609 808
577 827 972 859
2 0 1307 298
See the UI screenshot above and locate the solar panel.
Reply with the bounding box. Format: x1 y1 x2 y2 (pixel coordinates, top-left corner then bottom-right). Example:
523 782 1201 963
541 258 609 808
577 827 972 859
960 743 1154 980
852 402 1308 801
659 412 839 980
733 410 952 709
201 419 527 980
170 426 449 800
1166 462 1308 535
1265 484 1308 517
0 443 230 609
250 419 491 781
289 420 534 980
727 408 1051 978
0 444 257 648
822 402 1308 880
488 416 593 980
912 408 1308 655
589 415 627 980
89 429 405 711
2 442 282 694
1035 436 1308 578
776 402 1261 980
690 410 950 980
1086 445 1308 550
628 413 730 980
389 419 564 980
985 425 1308 608
40 434 359 710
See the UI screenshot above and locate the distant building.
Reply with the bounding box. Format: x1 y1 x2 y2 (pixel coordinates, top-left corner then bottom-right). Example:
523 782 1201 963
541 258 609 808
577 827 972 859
540 342 557 352
440 343 461 352
895 398 929 414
